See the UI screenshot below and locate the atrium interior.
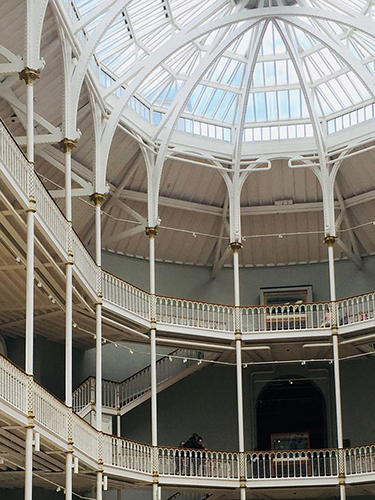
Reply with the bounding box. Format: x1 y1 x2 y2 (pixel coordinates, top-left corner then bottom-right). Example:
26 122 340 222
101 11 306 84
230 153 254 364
2 0 375 500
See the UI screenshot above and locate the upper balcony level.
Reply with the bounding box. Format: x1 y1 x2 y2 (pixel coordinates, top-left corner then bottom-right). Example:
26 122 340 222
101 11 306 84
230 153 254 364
1 117 375 353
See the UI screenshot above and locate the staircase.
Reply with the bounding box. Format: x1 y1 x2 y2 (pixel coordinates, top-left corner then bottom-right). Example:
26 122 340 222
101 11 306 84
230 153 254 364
73 349 219 423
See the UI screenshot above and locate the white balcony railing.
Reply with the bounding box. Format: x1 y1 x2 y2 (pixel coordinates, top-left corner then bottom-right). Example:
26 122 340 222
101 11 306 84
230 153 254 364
102 270 150 320
0 353 27 414
156 297 235 333
103 434 152 473
241 303 332 333
0 119 29 196
72 412 99 460
245 450 338 479
159 448 239 479
33 384 69 440
345 446 375 475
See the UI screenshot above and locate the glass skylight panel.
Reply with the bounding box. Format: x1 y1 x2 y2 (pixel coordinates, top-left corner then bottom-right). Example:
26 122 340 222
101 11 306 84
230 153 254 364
71 0 375 144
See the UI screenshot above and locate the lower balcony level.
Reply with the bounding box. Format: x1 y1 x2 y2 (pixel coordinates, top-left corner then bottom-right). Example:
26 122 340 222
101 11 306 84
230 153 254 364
0 352 375 498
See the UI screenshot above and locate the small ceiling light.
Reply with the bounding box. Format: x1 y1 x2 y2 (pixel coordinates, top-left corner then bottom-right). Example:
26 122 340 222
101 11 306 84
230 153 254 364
129 349 134 355
197 360 202 365
15 256 21 263
37 282 43 288
73 322 77 329
169 356 173 362
56 487 61 492
278 234 284 239
301 361 306 365
114 344 118 348
183 358 188 363
289 380 293 385
243 364 248 368
193 232 197 238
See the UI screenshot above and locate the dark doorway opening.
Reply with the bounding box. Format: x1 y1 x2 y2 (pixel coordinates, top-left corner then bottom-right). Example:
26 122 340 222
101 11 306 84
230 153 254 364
256 377 326 451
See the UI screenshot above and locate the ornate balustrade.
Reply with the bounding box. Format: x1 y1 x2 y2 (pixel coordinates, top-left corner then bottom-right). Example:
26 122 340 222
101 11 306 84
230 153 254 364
245 449 339 479
241 302 332 333
0 119 29 198
345 446 375 475
72 412 99 460
156 297 235 333
102 271 150 320
33 383 69 440
0 353 27 414
103 434 152 474
159 448 239 479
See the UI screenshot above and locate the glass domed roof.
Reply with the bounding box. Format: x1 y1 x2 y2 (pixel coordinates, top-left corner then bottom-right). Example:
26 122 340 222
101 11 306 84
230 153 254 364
73 0 375 149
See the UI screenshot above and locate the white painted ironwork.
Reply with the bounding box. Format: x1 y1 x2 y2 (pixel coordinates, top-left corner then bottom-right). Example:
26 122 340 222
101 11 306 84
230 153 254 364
0 354 28 414
345 446 375 475
103 434 152 474
102 270 150 319
337 294 375 326
0 119 29 196
33 383 69 440
156 297 235 332
33 173 68 252
71 229 98 291
241 302 332 332
159 447 240 479
72 377 96 412
72 412 99 460
245 449 339 479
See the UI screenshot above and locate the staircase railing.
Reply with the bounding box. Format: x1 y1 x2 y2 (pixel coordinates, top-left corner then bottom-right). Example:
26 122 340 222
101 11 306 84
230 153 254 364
72 348 208 413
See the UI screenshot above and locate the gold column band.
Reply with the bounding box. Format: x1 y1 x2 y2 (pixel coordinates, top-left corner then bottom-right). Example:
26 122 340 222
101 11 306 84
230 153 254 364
146 227 158 238
19 67 40 85
59 138 77 154
323 235 338 246
229 241 243 252
90 193 106 206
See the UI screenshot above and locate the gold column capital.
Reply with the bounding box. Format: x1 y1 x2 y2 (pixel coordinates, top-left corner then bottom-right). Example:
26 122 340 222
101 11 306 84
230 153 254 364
146 226 158 238
19 67 40 85
323 235 338 246
59 138 77 154
90 192 106 206
229 241 243 252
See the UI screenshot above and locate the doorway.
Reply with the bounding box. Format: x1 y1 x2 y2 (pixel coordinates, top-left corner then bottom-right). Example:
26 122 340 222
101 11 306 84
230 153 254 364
256 377 326 451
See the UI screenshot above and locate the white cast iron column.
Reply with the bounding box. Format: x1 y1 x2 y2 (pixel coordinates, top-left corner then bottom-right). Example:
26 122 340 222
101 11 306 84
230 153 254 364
230 241 246 500
91 192 106 500
324 235 346 500
60 138 77 500
146 226 159 500
19 66 40 500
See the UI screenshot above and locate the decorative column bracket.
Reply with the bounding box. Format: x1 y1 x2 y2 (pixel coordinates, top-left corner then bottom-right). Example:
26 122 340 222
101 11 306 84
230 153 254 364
19 67 40 86
59 138 77 155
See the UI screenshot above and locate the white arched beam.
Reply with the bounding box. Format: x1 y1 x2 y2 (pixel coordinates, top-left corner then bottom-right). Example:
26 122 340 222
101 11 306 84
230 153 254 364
26 0 49 69
147 20 262 227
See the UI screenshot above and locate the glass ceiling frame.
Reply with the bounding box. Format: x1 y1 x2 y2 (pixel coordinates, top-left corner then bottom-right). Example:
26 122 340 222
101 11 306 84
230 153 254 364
69 0 375 164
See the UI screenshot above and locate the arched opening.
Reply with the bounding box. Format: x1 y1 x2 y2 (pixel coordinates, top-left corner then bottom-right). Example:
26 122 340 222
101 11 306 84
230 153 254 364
256 377 326 451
